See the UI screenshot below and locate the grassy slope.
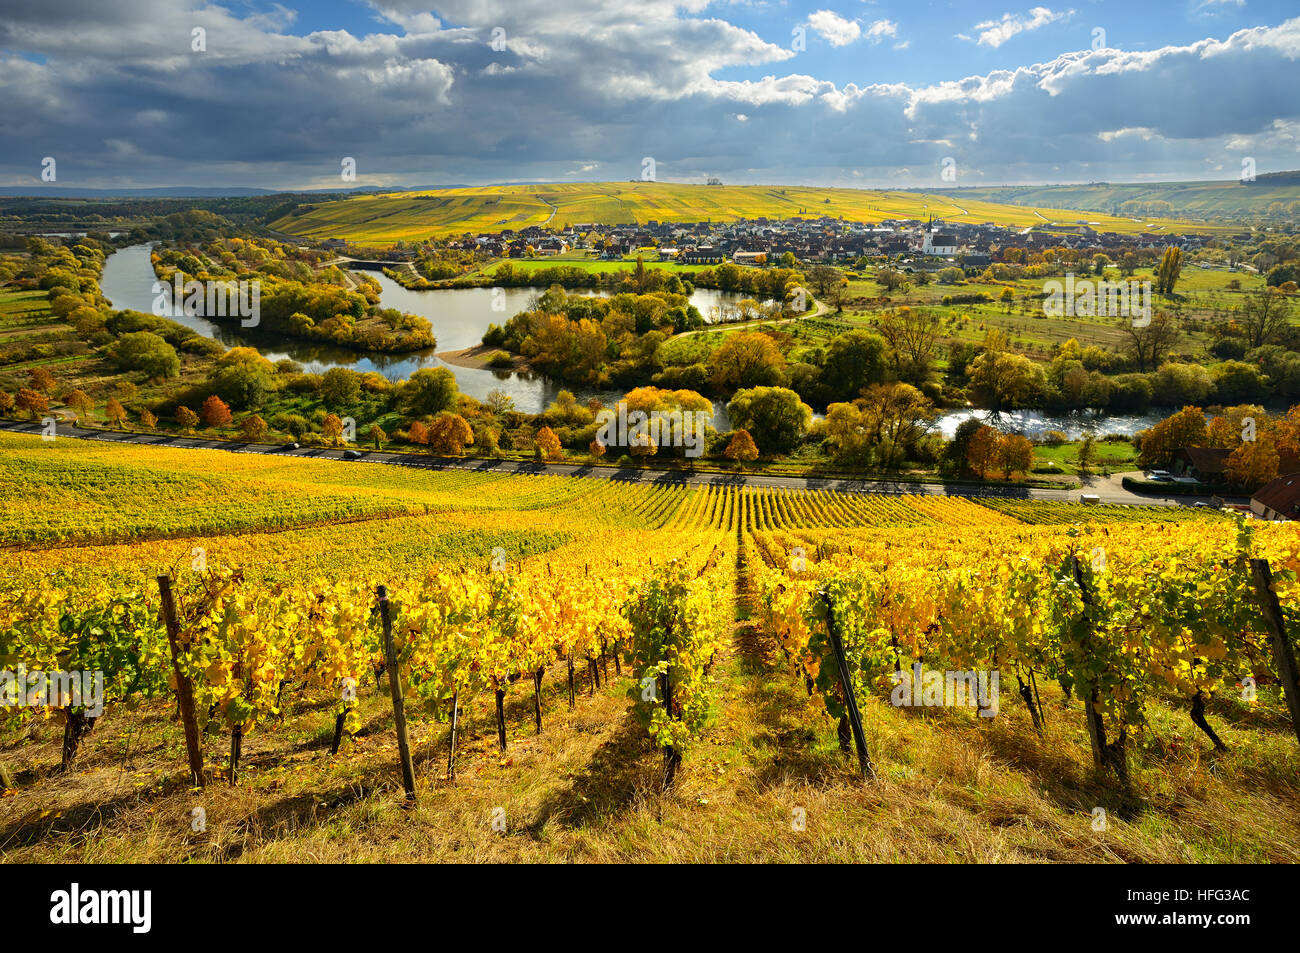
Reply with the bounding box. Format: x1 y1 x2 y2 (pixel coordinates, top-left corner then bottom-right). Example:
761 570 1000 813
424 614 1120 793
271 182 1234 245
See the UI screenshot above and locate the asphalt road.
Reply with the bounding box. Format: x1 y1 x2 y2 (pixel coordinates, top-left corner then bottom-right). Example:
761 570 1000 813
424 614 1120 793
1 418 1228 509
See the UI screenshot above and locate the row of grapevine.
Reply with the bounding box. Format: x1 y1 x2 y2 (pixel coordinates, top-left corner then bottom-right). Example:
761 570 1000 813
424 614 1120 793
0 530 733 790
751 518 1300 779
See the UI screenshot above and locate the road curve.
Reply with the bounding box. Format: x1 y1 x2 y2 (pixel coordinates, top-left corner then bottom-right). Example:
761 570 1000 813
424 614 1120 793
0 418 1224 509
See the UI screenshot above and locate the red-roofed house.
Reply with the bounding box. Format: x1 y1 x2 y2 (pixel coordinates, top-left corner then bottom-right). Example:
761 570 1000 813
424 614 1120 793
1171 447 1231 483
1251 473 1300 521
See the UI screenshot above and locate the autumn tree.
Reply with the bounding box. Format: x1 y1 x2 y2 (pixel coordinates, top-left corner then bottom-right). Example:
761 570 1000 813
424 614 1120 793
368 424 387 450
966 351 1047 409
140 408 157 429
995 433 1034 480
104 398 127 429
201 394 233 429
28 367 55 394
965 425 999 478
16 388 48 419
320 367 362 409
407 419 430 445
1136 406 1209 468
429 413 474 456
176 405 199 433
0 391 13 416
708 331 787 396
321 413 345 446
725 428 759 464
805 264 843 297
1226 436 1280 489
65 389 94 422
239 414 268 442
589 438 606 459
875 266 906 292
534 425 563 461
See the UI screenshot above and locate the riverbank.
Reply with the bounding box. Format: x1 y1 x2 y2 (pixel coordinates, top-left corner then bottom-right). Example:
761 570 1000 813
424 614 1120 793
436 343 527 372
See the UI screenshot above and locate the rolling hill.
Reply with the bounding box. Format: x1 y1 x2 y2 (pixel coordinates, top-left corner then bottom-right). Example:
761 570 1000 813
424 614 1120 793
944 172 1300 221
270 181 1236 245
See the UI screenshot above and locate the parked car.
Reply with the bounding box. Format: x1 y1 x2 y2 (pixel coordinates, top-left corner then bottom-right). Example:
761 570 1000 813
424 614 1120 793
1147 469 1172 482
342 449 362 460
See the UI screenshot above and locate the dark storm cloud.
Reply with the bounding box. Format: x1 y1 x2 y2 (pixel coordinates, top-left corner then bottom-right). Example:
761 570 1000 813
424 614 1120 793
1 1 1297 188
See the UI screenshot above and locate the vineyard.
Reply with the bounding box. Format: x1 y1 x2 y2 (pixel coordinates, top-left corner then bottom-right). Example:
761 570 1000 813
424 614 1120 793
2 433 1299 862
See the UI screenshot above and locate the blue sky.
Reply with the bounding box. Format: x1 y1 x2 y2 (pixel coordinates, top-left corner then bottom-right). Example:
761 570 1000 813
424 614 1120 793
244 1 1296 86
2 1 1298 189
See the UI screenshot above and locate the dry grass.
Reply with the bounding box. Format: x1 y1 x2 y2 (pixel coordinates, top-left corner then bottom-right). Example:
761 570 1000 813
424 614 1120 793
2 619 1298 863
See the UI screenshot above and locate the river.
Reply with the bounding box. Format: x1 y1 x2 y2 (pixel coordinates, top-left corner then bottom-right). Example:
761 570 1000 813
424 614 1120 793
100 244 745 418
931 408 1166 440
101 245 1167 437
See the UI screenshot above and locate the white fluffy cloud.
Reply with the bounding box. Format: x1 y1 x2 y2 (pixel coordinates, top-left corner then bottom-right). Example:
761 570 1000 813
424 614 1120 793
806 11 897 47
0 2 1296 189
970 7 1073 48
807 10 862 47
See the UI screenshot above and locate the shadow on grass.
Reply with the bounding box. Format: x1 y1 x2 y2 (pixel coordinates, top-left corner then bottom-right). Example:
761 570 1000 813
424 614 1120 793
213 783 376 861
526 714 656 832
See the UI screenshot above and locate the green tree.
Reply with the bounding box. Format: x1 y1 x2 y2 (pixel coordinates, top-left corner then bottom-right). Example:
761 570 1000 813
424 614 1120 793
207 348 276 409
400 367 459 416
320 367 362 409
1076 433 1097 476
1155 246 1183 295
822 329 887 401
109 331 180 380
726 386 811 454
966 351 1047 410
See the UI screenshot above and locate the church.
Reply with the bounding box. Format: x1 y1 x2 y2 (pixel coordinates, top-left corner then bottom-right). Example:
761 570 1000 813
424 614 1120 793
920 216 959 256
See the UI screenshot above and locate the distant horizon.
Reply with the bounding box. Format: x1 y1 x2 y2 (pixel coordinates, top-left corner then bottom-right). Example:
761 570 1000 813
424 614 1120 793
4 169 1298 200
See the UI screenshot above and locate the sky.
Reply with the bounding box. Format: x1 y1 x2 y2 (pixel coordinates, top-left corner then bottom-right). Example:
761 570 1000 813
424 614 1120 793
1 0 1298 191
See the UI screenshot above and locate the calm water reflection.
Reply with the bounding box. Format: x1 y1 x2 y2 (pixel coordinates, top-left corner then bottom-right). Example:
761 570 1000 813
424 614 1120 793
101 244 743 418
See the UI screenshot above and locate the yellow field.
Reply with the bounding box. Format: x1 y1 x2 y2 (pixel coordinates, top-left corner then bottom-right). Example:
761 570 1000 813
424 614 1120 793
272 182 1225 244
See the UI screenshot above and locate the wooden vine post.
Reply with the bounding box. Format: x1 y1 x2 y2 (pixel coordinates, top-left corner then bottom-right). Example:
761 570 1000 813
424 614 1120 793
447 689 460 782
819 586 874 780
377 585 417 802
1070 555 1127 779
1248 558 1300 748
157 574 205 787
493 681 508 752
532 668 544 733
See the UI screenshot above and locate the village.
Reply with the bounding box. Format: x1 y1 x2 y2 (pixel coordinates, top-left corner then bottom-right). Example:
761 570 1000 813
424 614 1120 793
414 213 1220 268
